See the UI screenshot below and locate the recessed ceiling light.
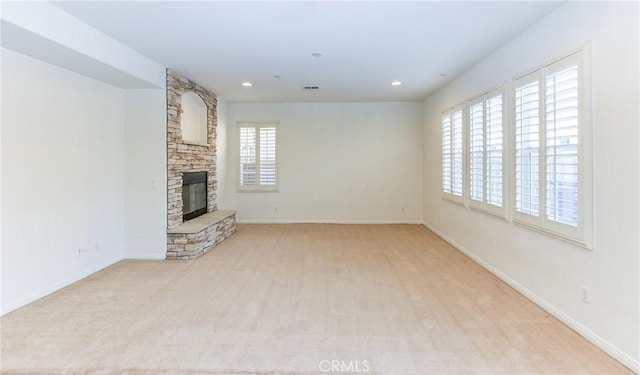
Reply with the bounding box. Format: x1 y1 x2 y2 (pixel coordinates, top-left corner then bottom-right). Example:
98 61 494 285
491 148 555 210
242 82 252 87
391 81 402 86
311 52 323 58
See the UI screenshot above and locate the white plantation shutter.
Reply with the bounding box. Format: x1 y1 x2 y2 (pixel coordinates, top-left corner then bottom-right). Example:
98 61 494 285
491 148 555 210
442 107 464 200
259 127 277 186
437 51 587 245
239 127 256 187
468 87 504 214
512 51 585 244
486 92 503 207
545 63 579 227
238 122 278 191
469 101 484 202
515 74 541 217
452 110 464 196
442 115 452 194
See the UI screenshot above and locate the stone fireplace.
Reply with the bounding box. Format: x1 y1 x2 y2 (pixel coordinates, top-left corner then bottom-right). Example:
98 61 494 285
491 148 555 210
166 70 236 260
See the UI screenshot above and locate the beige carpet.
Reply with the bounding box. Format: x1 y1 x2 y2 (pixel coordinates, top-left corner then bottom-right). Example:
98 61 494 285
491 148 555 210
1 224 631 374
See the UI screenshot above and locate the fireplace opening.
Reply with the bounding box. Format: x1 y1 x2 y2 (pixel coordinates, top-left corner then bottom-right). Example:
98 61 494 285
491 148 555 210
182 172 207 221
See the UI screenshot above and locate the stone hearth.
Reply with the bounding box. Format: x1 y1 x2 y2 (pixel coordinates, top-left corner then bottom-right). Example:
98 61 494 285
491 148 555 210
167 210 236 260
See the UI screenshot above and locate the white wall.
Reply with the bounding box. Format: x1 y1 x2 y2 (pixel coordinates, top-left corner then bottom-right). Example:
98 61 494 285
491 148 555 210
0 0 170 312
422 2 638 370
1 48 126 314
225 102 423 223
0 48 4 312
123 90 167 260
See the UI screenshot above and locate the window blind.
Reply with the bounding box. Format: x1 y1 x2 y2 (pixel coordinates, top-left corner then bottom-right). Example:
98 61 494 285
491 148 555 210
238 123 278 191
486 93 503 207
259 127 277 186
452 110 464 197
469 101 484 202
442 114 452 194
438 51 586 244
239 127 256 187
545 65 579 227
515 77 541 217
468 88 504 212
442 109 463 198
514 51 583 240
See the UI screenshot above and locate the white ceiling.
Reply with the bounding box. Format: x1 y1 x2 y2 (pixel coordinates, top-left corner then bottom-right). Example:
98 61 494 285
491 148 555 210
51 1 562 103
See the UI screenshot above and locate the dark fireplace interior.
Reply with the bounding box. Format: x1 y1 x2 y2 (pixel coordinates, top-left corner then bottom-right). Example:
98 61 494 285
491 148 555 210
182 172 207 221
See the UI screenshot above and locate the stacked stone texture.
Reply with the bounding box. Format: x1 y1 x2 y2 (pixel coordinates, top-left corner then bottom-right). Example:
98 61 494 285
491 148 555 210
166 213 237 260
166 70 236 260
166 70 218 230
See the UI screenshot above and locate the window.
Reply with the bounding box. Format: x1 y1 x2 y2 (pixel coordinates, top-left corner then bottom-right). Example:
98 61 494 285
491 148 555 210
442 107 464 202
238 122 278 191
514 51 588 244
468 87 505 215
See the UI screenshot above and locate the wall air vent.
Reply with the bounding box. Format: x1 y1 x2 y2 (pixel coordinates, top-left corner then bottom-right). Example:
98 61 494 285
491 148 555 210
303 86 320 91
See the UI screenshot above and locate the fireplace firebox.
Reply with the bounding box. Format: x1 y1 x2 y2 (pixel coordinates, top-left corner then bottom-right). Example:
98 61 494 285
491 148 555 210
182 172 207 221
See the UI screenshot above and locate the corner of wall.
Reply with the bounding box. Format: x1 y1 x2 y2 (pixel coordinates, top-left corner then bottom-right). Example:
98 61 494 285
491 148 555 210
123 89 167 260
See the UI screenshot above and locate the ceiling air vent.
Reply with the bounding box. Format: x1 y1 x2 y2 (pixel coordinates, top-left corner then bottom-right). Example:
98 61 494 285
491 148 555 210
303 86 320 91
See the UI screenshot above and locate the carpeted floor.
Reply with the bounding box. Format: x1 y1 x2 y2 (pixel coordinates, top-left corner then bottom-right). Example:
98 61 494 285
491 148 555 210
1 224 631 374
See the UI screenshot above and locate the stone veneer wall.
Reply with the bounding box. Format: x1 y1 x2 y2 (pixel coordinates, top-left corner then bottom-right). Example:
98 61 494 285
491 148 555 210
166 212 237 260
166 70 218 230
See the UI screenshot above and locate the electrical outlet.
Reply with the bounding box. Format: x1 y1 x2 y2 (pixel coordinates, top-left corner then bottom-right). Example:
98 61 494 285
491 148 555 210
581 285 590 304
274 206 278 212
401 207 406 213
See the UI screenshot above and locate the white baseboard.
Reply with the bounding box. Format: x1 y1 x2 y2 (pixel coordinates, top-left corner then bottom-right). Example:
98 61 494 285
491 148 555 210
1 254 123 316
236 219 424 225
123 252 166 260
422 222 639 373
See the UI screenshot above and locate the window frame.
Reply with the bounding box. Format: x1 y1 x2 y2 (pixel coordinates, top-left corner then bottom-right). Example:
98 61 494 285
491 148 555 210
512 50 592 247
467 85 507 218
236 121 279 193
441 105 466 205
